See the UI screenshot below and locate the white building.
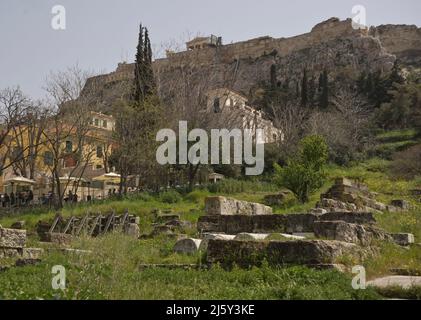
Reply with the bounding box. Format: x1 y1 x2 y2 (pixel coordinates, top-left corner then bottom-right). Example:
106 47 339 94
205 88 283 144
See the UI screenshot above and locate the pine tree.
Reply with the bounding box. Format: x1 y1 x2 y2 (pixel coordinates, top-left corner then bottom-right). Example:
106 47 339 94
389 62 404 87
301 68 308 107
356 71 367 94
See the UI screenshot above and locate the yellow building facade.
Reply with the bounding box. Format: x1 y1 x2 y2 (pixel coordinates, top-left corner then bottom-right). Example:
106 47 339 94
0 111 116 201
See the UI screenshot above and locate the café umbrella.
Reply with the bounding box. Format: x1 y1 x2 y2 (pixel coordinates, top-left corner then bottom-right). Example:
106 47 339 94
58 175 87 183
92 172 121 184
4 176 36 185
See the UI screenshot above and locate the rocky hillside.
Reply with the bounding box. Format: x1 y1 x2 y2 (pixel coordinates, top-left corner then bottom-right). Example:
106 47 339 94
80 17 421 114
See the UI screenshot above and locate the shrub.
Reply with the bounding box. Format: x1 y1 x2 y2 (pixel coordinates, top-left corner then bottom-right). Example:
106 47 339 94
159 190 182 204
125 192 153 202
274 135 328 203
184 190 210 203
390 144 421 179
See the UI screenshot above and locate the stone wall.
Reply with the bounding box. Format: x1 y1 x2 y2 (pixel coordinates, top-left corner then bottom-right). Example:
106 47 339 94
370 24 421 66
197 210 376 234
198 214 288 234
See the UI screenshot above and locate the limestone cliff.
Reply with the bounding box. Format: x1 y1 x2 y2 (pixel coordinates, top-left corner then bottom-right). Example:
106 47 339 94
80 18 421 113
369 24 421 66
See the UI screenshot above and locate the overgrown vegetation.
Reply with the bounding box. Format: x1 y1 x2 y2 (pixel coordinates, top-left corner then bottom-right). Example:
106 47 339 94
1 149 420 300
0 233 381 300
274 135 328 203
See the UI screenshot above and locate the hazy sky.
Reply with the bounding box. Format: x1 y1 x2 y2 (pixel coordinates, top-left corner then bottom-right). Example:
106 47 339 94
1 0 420 99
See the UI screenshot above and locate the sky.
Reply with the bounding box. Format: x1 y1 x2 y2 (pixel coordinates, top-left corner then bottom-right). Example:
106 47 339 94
1 0 420 99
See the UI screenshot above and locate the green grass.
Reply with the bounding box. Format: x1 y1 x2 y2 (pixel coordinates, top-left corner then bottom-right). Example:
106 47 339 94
0 233 381 300
373 285 421 300
372 140 419 159
1 146 421 300
376 129 418 143
373 129 420 159
364 242 421 279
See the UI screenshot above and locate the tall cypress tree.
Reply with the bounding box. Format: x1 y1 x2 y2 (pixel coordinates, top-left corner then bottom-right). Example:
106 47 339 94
134 24 145 102
295 81 300 99
301 68 308 107
270 64 277 90
143 27 155 97
308 75 316 107
318 69 329 109
133 24 155 103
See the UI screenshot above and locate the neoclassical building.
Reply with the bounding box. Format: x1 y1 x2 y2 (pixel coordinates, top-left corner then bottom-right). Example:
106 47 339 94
205 88 283 144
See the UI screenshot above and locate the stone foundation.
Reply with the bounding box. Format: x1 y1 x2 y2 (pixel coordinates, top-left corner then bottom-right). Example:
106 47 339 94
0 227 26 248
206 239 358 267
198 214 287 234
43 232 73 246
313 221 391 246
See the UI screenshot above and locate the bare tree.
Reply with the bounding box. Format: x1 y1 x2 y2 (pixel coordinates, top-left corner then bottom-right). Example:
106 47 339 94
270 101 308 160
307 89 373 164
10 100 49 179
42 65 97 208
160 51 248 189
0 87 31 175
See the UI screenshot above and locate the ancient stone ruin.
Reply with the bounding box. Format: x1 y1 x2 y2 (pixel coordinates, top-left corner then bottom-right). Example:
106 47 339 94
36 211 140 243
0 225 44 265
315 178 406 213
172 193 417 270
205 196 273 216
148 210 194 238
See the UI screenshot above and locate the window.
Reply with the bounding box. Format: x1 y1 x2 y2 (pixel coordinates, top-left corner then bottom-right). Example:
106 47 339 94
43 151 53 166
213 98 221 113
102 120 107 128
96 164 103 170
65 141 73 153
96 146 103 158
94 118 99 126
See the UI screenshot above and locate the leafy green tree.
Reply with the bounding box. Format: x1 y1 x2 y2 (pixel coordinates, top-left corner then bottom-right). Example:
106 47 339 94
376 83 421 130
274 135 328 203
358 63 405 107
